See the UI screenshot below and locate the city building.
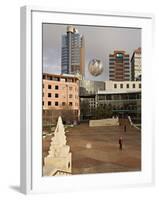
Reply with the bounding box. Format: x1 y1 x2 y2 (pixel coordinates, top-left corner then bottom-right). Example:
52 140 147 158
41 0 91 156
61 25 85 75
79 79 141 123
96 90 141 124
79 80 105 120
109 50 130 81
42 73 80 123
105 80 141 92
131 47 141 81
80 79 105 96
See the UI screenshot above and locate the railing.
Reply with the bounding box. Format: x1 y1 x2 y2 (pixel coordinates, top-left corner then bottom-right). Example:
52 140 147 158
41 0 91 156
128 116 141 130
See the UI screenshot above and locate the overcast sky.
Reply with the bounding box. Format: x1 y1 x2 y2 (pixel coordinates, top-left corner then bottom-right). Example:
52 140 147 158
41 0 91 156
43 24 141 81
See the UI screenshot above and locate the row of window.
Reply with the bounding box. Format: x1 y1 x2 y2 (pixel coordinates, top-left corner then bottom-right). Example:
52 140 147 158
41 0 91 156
43 76 77 83
43 84 78 91
43 93 78 99
113 83 141 89
43 101 78 107
109 58 129 61
98 93 141 100
109 74 130 78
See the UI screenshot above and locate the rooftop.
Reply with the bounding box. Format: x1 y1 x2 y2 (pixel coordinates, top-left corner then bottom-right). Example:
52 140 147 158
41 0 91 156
97 90 141 95
43 73 79 80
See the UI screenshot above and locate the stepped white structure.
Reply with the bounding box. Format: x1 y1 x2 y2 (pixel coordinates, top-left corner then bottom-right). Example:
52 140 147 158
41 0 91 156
43 116 72 176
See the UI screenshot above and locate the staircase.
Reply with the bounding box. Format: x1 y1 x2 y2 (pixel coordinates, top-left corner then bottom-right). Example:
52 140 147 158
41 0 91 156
53 170 72 176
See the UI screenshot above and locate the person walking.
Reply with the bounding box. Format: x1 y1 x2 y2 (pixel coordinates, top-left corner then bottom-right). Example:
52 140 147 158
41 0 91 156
124 124 127 132
119 136 123 151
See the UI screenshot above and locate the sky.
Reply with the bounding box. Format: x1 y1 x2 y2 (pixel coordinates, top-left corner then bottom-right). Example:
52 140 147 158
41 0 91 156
43 24 141 81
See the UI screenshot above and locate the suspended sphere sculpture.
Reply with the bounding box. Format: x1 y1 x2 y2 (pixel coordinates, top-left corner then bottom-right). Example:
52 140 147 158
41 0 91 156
88 59 103 76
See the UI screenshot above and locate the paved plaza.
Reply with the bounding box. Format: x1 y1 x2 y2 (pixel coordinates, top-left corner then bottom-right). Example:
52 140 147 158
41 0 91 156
43 120 141 175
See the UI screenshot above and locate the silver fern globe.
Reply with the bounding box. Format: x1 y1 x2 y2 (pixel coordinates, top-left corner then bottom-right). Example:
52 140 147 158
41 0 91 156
88 59 103 76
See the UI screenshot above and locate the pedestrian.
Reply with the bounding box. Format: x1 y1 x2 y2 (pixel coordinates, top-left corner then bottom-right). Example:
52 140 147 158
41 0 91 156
124 125 127 132
119 119 121 126
119 136 123 151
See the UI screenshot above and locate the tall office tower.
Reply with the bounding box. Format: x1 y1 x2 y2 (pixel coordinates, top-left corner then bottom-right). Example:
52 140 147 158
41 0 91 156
61 25 85 76
131 47 141 81
109 51 130 81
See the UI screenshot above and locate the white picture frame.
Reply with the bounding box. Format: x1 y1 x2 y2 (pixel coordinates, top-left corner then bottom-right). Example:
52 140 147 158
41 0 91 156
20 6 154 194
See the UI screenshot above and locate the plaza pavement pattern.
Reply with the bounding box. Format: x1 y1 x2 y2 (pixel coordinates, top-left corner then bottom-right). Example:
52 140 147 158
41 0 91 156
43 119 141 175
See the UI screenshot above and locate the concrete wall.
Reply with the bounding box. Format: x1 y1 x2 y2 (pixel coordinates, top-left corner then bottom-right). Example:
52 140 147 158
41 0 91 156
89 118 119 127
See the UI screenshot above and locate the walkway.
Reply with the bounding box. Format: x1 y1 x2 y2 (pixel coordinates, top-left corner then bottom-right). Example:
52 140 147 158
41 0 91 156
66 121 141 174
43 119 141 175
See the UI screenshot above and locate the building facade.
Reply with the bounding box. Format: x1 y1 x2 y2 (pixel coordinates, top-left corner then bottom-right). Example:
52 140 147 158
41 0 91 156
131 47 141 81
109 51 130 81
61 25 85 75
79 79 141 123
79 80 105 120
79 79 105 96
43 73 79 110
42 73 80 124
96 90 141 124
105 80 141 92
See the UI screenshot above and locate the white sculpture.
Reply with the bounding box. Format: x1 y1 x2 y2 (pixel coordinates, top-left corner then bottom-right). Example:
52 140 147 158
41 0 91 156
43 116 72 176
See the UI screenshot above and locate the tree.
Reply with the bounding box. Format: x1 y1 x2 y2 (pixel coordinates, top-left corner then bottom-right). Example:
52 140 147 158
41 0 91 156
80 99 90 119
94 104 113 119
61 105 76 124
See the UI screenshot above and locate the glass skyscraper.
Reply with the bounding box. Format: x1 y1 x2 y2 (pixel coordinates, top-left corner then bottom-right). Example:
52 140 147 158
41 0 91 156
61 26 85 75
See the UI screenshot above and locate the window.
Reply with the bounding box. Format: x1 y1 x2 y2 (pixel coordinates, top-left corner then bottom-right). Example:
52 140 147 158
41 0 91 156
116 53 123 58
109 58 115 61
48 101 51 106
67 79 73 82
99 95 105 100
116 53 123 63
55 93 59 98
120 84 123 88
48 85 51 89
69 94 73 98
69 102 73 106
53 77 59 81
126 84 129 88
48 93 51 97
133 84 135 88
42 101 44 106
69 86 73 90
61 78 66 82
55 102 58 106
139 83 141 88
55 85 59 90
62 102 66 106
43 92 44 97
114 84 117 89
43 84 44 88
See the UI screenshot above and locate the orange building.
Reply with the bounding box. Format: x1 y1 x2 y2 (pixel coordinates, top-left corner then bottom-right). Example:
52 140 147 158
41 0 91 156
42 73 80 120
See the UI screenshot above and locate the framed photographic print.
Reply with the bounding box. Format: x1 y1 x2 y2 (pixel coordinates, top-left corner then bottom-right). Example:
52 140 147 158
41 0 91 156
20 6 154 194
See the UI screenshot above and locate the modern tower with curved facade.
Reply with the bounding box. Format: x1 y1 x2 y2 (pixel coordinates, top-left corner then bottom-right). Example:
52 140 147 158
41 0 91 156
61 25 85 76
109 50 130 81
